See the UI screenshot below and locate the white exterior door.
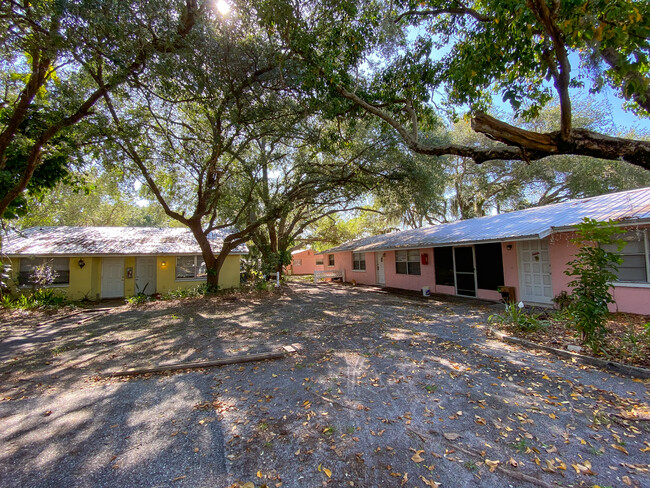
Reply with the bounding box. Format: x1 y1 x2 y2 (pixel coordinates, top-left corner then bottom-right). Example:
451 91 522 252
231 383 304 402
102 257 125 298
136 257 156 294
518 239 552 304
376 252 385 286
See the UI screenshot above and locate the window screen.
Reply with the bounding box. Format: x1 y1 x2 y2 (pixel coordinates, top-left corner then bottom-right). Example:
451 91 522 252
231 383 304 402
395 250 421 275
434 247 454 286
602 230 649 283
176 256 206 279
19 257 70 286
475 243 505 290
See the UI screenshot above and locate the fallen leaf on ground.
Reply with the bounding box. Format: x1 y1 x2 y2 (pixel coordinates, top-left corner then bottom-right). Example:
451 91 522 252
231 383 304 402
485 459 499 472
443 433 461 441
611 444 629 455
411 450 425 463
420 476 441 487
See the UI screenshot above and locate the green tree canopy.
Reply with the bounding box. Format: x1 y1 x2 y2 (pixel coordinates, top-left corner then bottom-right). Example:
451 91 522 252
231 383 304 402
0 0 200 219
256 0 650 167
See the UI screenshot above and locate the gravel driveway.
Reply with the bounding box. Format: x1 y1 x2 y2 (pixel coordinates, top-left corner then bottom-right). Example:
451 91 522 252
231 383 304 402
1 281 648 488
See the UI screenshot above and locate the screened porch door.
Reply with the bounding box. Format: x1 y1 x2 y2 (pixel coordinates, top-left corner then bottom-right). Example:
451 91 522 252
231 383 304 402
453 246 477 297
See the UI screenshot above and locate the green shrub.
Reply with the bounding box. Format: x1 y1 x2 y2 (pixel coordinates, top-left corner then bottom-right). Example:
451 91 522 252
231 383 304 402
3 288 67 310
126 293 150 306
163 283 210 299
488 301 547 332
618 324 650 362
564 219 624 353
552 291 573 310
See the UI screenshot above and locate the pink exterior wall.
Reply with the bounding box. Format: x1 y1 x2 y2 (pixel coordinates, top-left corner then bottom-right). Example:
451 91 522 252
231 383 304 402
290 249 318 275
501 241 520 302
349 251 377 285
434 284 455 295
383 248 436 291
548 229 650 315
324 251 377 285
611 286 650 314
549 233 577 296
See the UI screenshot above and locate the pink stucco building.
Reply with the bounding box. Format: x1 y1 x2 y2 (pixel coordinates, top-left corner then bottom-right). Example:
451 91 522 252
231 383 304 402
317 188 650 315
288 249 324 275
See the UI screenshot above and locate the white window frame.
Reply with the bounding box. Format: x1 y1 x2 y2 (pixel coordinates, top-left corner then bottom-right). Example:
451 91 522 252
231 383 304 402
175 255 207 281
315 257 324 266
294 258 303 266
352 252 366 271
395 250 421 276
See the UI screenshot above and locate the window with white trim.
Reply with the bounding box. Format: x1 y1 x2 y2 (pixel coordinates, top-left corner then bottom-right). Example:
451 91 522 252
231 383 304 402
176 256 207 280
19 257 70 286
294 259 303 266
395 250 421 275
353 252 366 271
328 254 335 266
315 258 324 265
602 230 650 283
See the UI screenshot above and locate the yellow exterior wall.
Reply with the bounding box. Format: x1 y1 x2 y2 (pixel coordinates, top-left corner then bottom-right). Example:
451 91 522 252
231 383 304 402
7 254 241 300
7 256 101 301
218 255 241 289
68 256 93 300
156 254 242 294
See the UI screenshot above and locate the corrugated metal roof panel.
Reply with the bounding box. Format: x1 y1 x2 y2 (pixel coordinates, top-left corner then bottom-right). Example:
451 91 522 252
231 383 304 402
3 227 248 256
321 187 650 253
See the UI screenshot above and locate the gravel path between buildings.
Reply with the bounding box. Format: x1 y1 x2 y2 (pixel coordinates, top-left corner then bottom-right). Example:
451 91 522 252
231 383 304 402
1 282 648 488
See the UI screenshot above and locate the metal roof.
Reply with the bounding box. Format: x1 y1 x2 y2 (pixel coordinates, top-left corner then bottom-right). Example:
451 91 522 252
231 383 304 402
3 226 248 256
320 187 650 254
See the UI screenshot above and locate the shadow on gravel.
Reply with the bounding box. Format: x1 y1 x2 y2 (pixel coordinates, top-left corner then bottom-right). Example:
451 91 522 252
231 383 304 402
0 282 648 488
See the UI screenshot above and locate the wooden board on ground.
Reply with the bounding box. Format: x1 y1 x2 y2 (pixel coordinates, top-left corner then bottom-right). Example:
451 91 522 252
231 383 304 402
107 344 303 377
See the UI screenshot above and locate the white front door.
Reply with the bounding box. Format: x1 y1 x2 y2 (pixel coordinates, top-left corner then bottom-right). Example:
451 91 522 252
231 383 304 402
376 252 385 286
136 257 156 294
102 257 125 298
518 239 552 304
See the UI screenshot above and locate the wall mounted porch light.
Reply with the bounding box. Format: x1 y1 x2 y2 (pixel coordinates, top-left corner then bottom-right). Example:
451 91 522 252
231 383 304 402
78 258 86 269
161 260 167 268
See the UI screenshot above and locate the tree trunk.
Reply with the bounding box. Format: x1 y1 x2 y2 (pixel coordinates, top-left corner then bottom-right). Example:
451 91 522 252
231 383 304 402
187 220 221 292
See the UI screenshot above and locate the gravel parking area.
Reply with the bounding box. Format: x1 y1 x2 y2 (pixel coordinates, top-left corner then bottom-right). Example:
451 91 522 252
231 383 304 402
1 282 648 488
